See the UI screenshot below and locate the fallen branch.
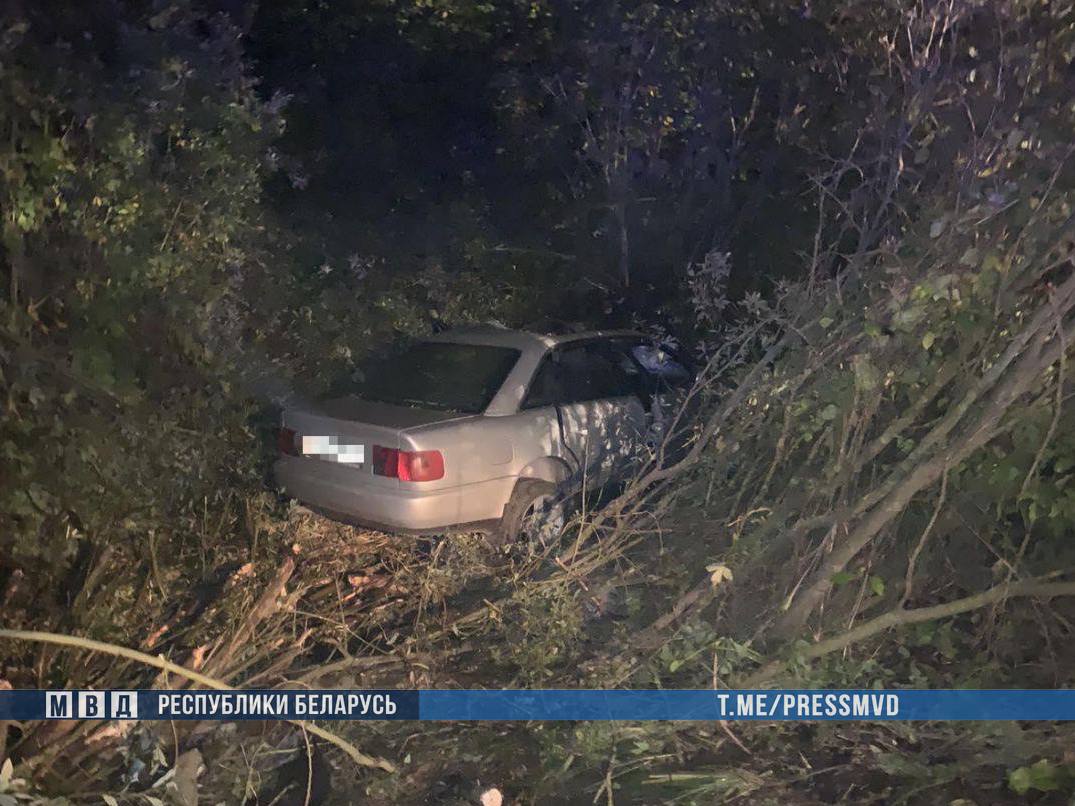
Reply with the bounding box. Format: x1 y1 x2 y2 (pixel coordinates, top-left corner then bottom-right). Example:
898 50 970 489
900 468 948 608
202 556 296 680
773 313 1074 638
742 578 1075 686
634 578 717 651
0 629 396 773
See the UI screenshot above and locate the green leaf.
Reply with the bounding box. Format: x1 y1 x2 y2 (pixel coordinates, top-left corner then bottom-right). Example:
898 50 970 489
820 403 839 421
853 355 879 391
819 316 834 329
1028 759 1061 791
1009 760 1061 794
921 332 935 350
982 252 1006 274
831 570 857 587
869 576 885 596
71 345 116 390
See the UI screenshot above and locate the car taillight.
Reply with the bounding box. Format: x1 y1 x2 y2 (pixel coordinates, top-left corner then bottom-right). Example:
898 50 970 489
372 445 397 476
277 427 298 456
399 449 444 482
372 445 444 481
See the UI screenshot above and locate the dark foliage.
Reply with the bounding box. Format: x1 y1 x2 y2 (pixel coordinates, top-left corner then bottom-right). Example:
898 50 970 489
2 0 1075 802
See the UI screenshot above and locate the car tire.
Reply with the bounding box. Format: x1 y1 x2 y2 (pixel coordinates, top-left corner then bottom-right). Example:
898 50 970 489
493 479 566 548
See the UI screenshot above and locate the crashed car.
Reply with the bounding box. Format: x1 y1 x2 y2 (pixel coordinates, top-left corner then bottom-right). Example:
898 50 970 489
273 325 692 544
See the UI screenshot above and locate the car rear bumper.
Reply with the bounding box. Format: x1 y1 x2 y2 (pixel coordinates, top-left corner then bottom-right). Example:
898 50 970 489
273 456 514 532
298 504 499 537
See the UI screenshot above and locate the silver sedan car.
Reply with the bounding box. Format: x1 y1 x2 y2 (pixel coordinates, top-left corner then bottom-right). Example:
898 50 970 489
273 326 692 544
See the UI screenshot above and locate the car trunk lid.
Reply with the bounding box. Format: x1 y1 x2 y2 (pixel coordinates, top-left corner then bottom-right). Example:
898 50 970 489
280 397 466 488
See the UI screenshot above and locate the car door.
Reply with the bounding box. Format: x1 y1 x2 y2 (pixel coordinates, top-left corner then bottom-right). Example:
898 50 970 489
608 338 695 451
523 341 648 489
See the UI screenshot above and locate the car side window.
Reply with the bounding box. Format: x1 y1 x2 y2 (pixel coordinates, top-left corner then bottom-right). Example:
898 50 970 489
523 343 642 408
522 355 570 409
576 343 640 399
610 339 692 390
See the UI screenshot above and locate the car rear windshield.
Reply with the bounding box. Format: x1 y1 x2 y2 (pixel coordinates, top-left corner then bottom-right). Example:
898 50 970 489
356 342 520 414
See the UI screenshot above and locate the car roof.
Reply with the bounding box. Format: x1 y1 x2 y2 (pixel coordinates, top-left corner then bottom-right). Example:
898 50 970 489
423 325 647 355
544 328 648 346
420 325 651 416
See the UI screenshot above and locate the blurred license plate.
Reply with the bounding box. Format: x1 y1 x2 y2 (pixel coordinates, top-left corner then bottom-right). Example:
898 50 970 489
301 436 364 465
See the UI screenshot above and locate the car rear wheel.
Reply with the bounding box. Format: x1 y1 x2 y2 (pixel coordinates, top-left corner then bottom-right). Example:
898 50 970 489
494 479 567 548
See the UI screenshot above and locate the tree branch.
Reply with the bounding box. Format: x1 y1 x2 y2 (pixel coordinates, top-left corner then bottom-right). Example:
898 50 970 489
743 578 1075 686
0 629 396 773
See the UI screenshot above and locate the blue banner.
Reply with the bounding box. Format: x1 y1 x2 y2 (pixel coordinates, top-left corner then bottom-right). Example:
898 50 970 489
0 689 1073 721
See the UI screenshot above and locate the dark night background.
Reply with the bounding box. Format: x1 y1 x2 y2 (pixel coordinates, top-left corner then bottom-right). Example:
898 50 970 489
3 1 1075 802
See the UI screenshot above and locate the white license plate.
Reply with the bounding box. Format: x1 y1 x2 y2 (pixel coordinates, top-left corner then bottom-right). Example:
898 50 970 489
301 436 364 465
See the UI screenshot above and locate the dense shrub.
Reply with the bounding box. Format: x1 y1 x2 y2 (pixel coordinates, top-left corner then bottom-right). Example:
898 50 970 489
0 5 280 577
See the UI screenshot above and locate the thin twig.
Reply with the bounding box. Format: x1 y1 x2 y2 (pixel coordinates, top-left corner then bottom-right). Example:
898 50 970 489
900 468 948 608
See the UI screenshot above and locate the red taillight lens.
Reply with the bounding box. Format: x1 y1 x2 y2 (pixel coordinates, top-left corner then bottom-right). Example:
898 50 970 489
277 427 298 456
399 449 444 482
372 445 398 477
372 445 444 482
